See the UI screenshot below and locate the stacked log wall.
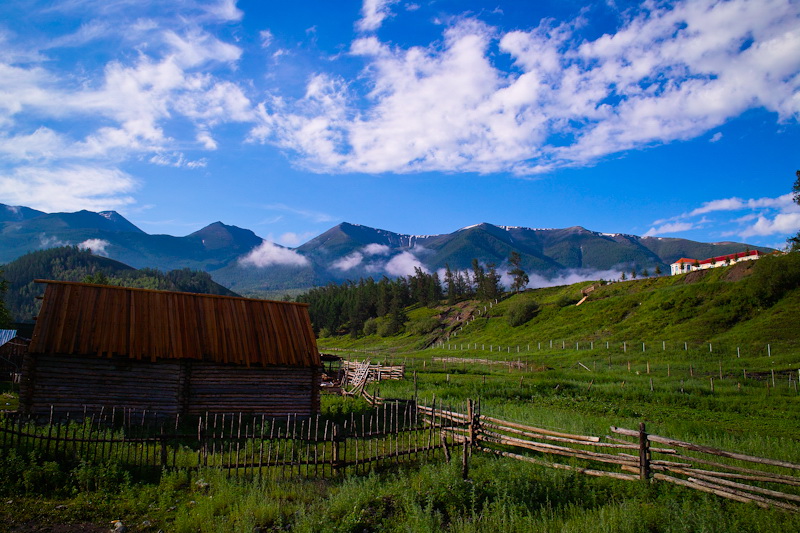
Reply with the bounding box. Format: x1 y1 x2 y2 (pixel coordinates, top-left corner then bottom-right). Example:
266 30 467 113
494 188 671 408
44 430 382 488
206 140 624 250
19 354 321 418
187 363 320 416
20 353 184 416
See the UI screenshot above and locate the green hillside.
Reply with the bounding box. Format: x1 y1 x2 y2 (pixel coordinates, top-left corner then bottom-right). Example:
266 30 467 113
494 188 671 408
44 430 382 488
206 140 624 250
1 246 239 322
319 252 800 350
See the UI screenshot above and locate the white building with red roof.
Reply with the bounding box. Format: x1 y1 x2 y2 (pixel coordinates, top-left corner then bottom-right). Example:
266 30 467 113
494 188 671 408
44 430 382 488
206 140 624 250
670 250 765 276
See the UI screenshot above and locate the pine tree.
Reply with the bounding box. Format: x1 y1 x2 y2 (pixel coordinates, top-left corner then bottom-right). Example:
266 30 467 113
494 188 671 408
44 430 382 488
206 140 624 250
471 259 486 300
507 251 529 293
483 262 503 301
789 170 800 251
444 263 456 304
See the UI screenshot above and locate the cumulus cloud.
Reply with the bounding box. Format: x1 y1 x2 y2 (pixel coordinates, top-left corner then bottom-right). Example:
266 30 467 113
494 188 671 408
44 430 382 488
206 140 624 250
357 0 397 32
332 252 364 271
78 238 111 256
332 243 393 272
648 192 800 242
740 213 800 237
239 240 310 268
363 243 391 255
709 132 723 143
385 251 426 276
253 0 800 175
0 7 252 212
643 221 697 237
0 165 137 212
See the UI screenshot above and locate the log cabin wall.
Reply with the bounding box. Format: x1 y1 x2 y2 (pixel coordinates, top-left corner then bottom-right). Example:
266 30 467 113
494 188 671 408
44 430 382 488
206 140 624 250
19 354 322 417
20 353 184 416
22 281 323 418
187 363 321 416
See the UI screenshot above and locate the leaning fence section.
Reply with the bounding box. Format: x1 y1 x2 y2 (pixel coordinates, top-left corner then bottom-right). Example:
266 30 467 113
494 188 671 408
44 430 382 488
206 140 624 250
428 403 800 513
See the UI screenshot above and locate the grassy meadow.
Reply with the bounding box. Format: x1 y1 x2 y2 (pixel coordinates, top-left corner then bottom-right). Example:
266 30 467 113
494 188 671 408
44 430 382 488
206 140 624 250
2 255 800 531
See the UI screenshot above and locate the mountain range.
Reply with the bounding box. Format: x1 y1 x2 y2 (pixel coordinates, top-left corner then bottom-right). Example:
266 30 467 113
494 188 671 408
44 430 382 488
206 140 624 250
0 203 773 296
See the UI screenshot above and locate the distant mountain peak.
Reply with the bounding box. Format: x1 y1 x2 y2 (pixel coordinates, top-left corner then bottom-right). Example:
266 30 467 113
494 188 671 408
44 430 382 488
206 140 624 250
188 221 262 251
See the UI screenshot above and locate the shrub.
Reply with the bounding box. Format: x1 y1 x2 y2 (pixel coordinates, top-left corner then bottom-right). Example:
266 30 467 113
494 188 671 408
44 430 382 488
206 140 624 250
506 299 540 326
747 253 800 306
406 317 440 336
377 320 401 337
556 295 579 308
362 317 378 336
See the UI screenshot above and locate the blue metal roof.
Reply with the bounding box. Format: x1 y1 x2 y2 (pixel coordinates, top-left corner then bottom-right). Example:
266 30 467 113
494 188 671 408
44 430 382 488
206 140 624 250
0 330 17 348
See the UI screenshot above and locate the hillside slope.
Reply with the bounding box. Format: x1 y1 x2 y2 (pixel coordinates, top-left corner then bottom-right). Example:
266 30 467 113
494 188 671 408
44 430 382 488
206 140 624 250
321 253 800 348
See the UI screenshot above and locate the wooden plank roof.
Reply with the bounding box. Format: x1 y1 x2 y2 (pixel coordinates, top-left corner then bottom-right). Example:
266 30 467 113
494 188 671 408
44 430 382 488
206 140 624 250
29 280 320 367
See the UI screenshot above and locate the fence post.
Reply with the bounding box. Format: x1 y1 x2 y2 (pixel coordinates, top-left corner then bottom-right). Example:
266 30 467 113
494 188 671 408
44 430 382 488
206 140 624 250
160 425 168 469
332 424 341 473
638 422 650 481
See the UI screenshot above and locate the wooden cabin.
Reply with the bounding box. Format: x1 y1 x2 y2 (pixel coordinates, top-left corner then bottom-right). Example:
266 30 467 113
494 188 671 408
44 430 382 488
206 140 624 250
19 280 321 417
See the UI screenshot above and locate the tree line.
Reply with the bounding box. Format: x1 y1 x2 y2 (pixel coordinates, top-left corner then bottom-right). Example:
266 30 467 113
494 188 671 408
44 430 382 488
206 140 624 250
1 246 236 323
297 253 530 337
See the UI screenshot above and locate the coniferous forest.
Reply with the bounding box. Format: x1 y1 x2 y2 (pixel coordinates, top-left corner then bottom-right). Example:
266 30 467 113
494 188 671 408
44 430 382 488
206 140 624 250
1 246 237 322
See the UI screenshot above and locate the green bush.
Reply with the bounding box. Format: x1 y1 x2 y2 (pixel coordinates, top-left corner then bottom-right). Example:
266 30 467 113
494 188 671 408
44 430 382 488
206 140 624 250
377 320 401 337
362 317 378 336
406 317 440 336
748 253 800 306
556 295 579 308
506 299 540 326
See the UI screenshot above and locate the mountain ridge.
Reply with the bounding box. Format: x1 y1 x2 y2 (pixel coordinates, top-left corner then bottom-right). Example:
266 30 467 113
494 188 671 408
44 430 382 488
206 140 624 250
0 204 774 296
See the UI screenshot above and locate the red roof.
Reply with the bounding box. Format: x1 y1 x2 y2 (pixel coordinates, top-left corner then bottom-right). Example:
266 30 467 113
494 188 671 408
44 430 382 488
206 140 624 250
698 250 763 265
671 250 763 266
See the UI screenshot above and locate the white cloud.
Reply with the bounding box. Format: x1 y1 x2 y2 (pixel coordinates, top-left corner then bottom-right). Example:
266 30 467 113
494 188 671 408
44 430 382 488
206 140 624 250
649 192 800 242
239 240 310 268
205 0 243 22
0 165 137 212
254 0 800 175
529 268 624 289
363 243 391 255
385 251 426 276
276 231 316 246
0 128 67 161
38 234 69 249
740 213 800 238
332 252 364 271
357 0 397 32
260 29 274 48
710 132 723 142
78 238 111 256
149 152 208 168
643 221 697 237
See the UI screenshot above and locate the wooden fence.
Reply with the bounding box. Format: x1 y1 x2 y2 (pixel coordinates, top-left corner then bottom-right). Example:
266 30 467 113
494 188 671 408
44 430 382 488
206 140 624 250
0 401 464 480
2 399 799 512
341 360 405 384
424 401 800 512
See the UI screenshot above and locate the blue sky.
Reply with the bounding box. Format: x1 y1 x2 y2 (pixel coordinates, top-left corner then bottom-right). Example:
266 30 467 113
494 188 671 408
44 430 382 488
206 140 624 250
1 0 799 252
